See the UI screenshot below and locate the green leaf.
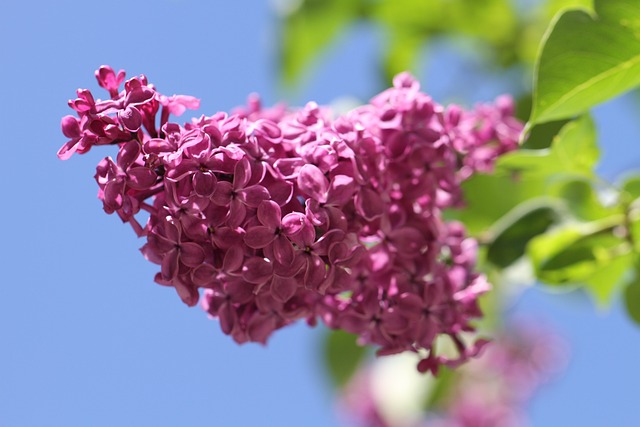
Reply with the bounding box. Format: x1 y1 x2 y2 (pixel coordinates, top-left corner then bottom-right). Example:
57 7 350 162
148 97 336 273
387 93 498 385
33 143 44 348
521 118 571 149
583 251 634 308
544 0 594 19
621 174 640 200
372 0 517 81
624 271 640 325
279 0 362 86
486 200 561 268
422 365 456 411
527 216 626 285
553 178 619 221
500 115 598 179
382 30 426 83
452 173 546 235
530 0 640 125
323 329 367 388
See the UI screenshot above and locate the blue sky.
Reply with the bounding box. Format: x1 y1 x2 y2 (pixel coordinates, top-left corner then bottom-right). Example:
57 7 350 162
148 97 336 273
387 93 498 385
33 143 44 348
1 1 639 426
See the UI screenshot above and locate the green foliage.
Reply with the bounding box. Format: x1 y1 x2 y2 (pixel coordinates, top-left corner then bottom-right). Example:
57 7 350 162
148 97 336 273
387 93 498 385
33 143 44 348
529 0 640 126
279 0 363 86
502 114 598 179
323 329 368 388
422 366 456 411
624 269 640 324
371 0 518 79
527 216 626 285
278 0 551 86
486 202 560 268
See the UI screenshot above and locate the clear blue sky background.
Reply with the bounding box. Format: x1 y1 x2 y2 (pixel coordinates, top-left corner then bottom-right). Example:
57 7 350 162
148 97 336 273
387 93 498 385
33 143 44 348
1 1 639 426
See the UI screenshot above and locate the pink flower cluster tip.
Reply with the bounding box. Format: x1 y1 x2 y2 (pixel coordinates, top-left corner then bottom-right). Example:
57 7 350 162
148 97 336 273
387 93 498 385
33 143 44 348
59 66 522 372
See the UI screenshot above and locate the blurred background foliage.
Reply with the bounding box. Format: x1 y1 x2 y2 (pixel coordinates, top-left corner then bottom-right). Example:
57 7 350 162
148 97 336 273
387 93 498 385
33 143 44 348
279 0 591 88
277 0 640 420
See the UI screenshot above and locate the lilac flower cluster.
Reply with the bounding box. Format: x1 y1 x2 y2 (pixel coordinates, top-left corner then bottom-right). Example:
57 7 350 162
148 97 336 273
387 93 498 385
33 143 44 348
59 66 522 372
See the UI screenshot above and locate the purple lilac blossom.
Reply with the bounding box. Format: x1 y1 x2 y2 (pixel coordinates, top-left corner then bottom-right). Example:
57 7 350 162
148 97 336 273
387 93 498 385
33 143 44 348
58 66 522 372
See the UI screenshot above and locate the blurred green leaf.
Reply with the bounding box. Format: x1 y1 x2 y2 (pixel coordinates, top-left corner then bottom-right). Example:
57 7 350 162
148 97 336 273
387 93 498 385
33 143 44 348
583 251 634 308
553 178 619 221
280 0 363 86
622 175 640 200
422 365 456 411
529 0 640 125
487 200 561 268
527 216 626 285
453 173 546 236
324 329 368 388
500 114 598 179
521 118 571 149
545 0 594 18
371 0 518 81
382 30 426 82
624 270 640 325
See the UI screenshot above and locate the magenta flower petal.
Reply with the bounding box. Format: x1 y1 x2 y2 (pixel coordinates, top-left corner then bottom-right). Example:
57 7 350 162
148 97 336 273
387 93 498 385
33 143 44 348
57 139 80 160
218 302 236 335
128 167 157 190
61 115 81 138
193 171 217 197
238 185 270 207
191 264 217 287
179 242 206 267
116 140 141 170
388 227 425 255
272 236 295 266
297 164 329 203
281 212 307 236
161 249 180 280
227 200 247 228
118 105 142 132
242 257 274 285
355 187 384 220
174 280 199 307
125 85 154 106
234 157 252 189
244 226 277 249
328 174 356 205
271 275 297 302
303 254 326 289
257 200 281 230
222 245 244 272
247 313 277 344
95 65 125 96
267 179 294 206
212 181 233 206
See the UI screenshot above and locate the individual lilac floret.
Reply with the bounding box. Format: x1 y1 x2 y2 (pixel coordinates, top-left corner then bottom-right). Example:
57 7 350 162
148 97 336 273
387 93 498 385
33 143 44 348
58 66 523 373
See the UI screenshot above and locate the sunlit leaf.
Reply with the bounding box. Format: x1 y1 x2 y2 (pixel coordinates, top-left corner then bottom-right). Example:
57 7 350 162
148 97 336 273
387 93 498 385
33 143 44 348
453 173 546 236
530 0 640 125
553 178 619 221
500 115 598 179
621 174 640 200
527 216 626 285
583 252 634 308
